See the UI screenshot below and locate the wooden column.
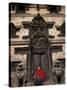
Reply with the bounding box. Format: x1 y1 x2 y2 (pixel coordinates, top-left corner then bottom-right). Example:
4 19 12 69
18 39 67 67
47 47 53 81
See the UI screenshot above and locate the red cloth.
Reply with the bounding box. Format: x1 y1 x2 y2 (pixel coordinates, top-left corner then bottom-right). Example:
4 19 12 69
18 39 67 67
34 68 46 80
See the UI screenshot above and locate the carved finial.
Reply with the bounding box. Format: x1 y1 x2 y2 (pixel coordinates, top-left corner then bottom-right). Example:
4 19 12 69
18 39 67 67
37 4 40 14
37 4 40 11
37 13 40 16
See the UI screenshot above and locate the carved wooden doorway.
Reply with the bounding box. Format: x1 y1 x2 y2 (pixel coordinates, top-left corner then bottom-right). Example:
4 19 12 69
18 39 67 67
29 13 52 80
30 30 51 77
32 49 49 76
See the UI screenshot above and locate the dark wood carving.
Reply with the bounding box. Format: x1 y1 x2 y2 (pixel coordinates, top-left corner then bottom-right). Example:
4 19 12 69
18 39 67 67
29 13 48 39
31 29 49 47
